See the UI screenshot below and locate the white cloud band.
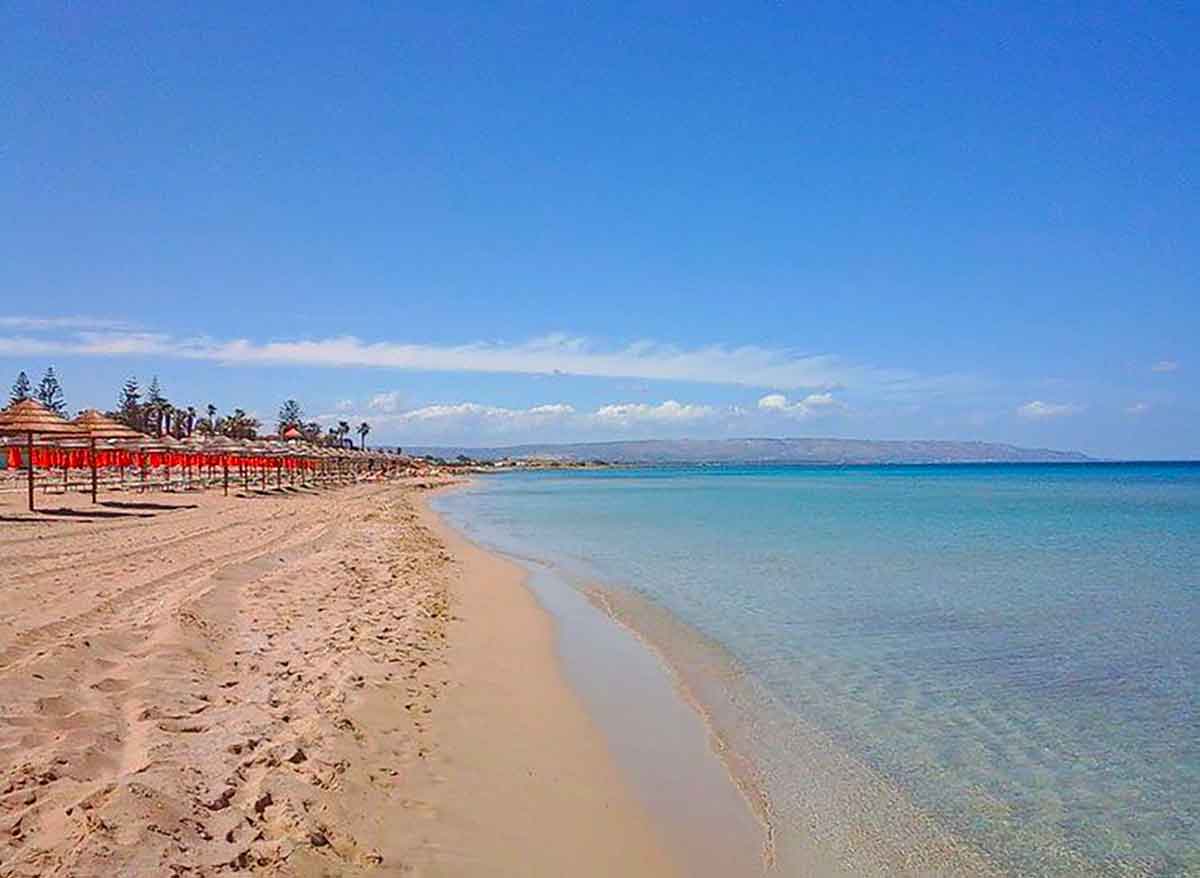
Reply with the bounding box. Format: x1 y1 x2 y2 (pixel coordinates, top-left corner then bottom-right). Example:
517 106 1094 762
0 318 958 394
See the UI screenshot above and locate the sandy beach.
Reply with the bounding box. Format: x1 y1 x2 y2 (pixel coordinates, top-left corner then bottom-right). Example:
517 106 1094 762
0 480 684 876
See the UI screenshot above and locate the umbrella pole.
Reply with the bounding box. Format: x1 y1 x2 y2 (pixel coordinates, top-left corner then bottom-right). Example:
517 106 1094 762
91 437 98 504
26 431 35 512
223 461 229 496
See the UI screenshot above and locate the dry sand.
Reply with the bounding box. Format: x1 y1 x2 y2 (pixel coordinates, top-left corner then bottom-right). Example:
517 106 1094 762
0 481 679 877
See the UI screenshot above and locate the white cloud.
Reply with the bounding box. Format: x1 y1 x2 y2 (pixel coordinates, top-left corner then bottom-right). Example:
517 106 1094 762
1151 360 1179 373
1016 400 1083 419
0 315 131 331
757 391 843 418
330 401 577 428
368 391 402 413
403 403 514 422
320 398 726 436
0 321 965 394
591 400 716 425
527 403 576 416
1125 401 1151 415
334 399 354 412
757 393 789 411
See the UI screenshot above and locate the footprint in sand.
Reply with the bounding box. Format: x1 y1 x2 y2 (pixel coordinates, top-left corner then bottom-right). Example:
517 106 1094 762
156 719 208 734
34 694 81 716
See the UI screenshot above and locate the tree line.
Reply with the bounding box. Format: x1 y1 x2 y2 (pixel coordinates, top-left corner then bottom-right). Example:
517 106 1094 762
9 367 65 415
8 368 372 448
276 398 370 449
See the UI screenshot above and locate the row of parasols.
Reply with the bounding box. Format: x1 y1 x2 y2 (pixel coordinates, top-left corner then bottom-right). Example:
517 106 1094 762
0 398 409 511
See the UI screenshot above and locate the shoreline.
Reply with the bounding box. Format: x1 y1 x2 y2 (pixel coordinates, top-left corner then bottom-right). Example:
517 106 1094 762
584 581 1010 877
406 483 683 876
417 482 767 877
0 480 684 876
1 474 1013 876
431 476 1015 877
582 584 780 865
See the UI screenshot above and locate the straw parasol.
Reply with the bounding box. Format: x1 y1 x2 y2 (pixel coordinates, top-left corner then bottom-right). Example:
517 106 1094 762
157 434 181 488
179 433 211 489
0 399 86 511
130 436 165 492
72 410 147 503
204 435 240 495
234 438 258 490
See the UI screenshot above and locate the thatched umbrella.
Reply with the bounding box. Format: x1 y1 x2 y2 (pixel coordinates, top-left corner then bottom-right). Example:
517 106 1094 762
302 443 321 486
72 410 147 503
235 438 257 491
130 436 164 493
159 435 182 489
180 433 210 490
205 436 239 496
266 441 290 488
0 399 86 511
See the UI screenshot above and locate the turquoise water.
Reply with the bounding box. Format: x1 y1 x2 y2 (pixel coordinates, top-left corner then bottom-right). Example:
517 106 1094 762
434 464 1200 875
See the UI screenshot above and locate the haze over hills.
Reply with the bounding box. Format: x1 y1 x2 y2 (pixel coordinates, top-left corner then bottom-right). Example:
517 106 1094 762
406 437 1091 465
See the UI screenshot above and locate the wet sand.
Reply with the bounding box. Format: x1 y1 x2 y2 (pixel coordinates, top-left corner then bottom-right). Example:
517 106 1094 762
420 495 767 877
0 480 682 876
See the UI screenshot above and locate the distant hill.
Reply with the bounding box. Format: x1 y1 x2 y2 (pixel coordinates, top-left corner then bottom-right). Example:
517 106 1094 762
407 437 1090 465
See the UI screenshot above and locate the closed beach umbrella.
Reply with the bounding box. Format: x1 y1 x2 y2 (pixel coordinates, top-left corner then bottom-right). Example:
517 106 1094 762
72 410 147 503
180 433 210 489
205 436 238 496
235 439 254 490
159 435 182 489
0 399 86 511
131 437 164 493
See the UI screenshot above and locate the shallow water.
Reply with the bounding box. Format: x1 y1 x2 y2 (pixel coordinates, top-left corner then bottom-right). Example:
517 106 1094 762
434 464 1200 875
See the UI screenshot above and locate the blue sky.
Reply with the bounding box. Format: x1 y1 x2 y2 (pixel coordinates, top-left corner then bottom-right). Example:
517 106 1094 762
3 2 1196 457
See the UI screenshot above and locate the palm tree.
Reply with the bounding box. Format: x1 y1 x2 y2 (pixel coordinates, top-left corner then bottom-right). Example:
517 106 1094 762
219 408 259 440
195 403 217 436
337 420 351 448
357 421 371 450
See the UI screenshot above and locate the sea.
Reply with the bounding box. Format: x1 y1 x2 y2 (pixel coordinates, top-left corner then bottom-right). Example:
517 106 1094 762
432 463 1200 876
